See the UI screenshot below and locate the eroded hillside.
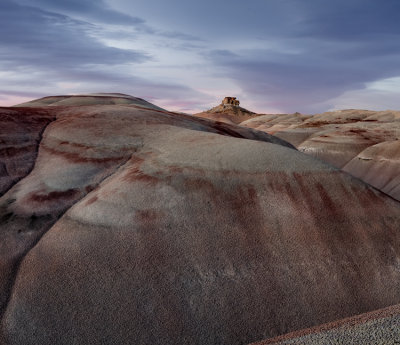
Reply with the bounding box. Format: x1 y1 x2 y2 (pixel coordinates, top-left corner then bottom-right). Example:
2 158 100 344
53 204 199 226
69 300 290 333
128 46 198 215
1 94 400 345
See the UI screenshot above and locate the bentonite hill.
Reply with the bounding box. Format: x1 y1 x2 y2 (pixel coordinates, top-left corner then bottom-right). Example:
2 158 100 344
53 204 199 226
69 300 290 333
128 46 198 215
197 99 400 202
1 93 400 345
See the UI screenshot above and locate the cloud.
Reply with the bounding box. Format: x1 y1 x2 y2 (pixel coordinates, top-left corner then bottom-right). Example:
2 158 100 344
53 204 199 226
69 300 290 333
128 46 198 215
202 0 400 113
0 0 212 111
294 0 400 40
328 77 400 111
207 44 400 113
14 0 145 26
0 61 211 111
158 31 203 42
0 0 150 70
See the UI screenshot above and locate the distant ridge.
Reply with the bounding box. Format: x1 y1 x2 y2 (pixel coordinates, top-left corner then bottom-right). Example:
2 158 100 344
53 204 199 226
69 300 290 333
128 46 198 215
13 93 165 110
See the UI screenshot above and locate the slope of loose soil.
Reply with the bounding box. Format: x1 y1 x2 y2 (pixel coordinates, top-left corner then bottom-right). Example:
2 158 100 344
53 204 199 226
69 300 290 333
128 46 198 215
1 99 400 345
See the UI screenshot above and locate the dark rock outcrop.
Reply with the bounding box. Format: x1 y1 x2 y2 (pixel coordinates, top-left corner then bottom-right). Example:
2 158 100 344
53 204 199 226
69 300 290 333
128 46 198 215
0 107 55 196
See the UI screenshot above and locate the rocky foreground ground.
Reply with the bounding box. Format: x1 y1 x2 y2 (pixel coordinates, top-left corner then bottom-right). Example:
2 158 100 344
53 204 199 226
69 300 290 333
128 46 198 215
1 94 400 344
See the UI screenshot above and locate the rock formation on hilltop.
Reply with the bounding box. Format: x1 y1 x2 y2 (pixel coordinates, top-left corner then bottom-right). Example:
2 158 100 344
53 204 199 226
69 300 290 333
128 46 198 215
194 97 258 124
207 96 255 116
222 96 240 106
1 94 400 345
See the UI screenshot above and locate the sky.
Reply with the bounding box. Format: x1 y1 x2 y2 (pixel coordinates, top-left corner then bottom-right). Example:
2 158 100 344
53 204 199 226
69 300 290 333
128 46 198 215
1 0 400 113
